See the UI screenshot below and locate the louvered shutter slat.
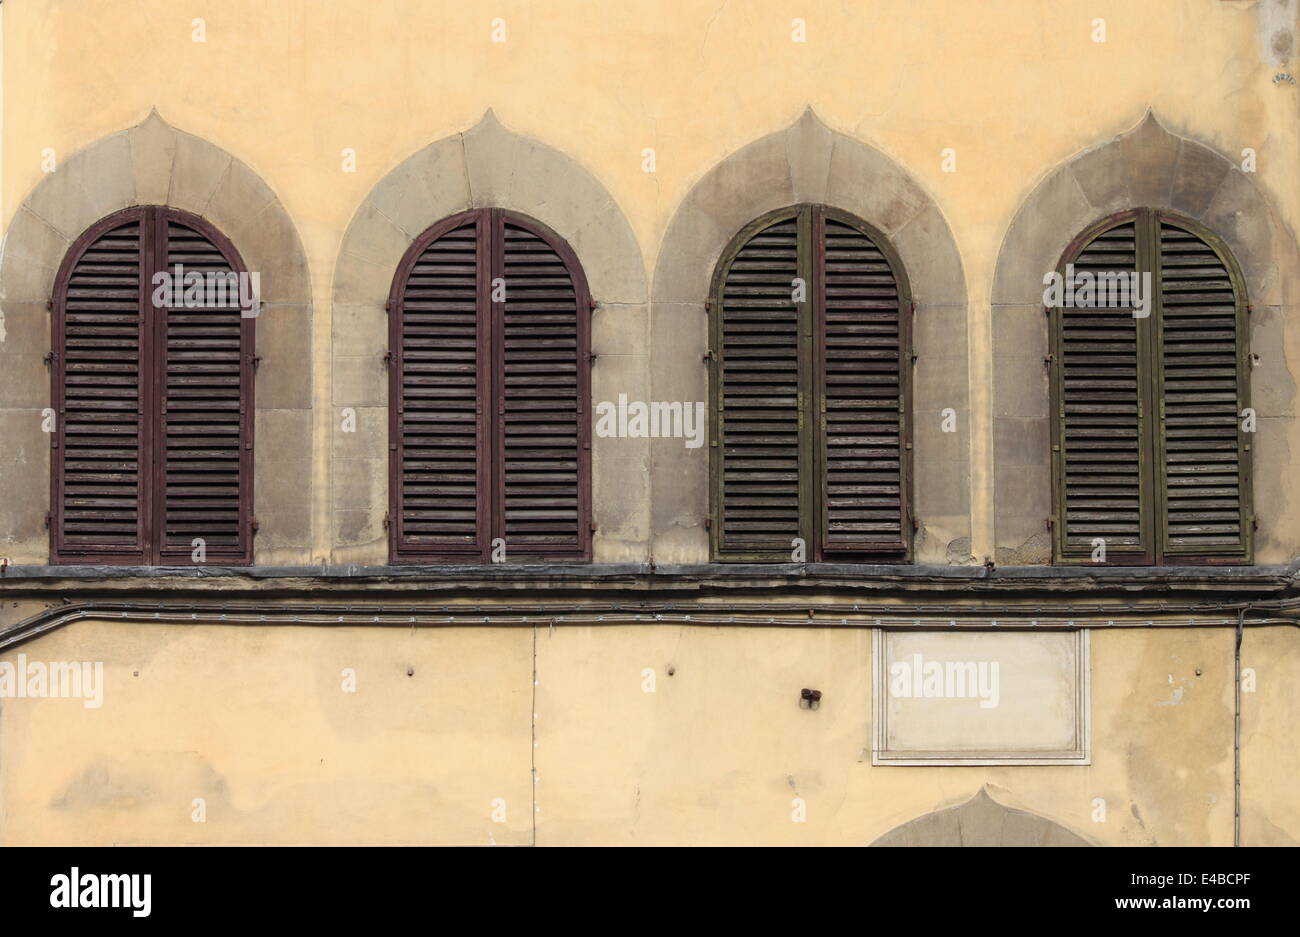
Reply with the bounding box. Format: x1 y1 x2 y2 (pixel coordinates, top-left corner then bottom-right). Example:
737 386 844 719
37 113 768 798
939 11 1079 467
1157 219 1248 557
1057 220 1148 557
819 214 907 557
716 215 803 555
395 218 483 554
56 219 146 555
498 219 584 553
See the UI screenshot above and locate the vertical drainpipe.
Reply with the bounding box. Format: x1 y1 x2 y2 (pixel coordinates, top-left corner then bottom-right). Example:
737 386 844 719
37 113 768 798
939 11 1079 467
1234 607 1245 847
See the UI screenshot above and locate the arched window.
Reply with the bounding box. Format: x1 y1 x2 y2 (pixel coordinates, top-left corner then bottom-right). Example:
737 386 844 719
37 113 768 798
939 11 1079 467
1049 208 1252 564
709 204 913 562
50 206 256 565
388 208 592 563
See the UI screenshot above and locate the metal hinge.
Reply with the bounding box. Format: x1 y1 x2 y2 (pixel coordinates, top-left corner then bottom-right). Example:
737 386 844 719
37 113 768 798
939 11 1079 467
1252 516 1258 531
1047 516 1056 531
44 511 52 529
705 300 712 312
383 350 397 368
589 352 599 364
1044 354 1054 367
589 298 598 311
589 521 598 533
703 350 715 363
251 517 260 534
43 351 58 367
383 513 391 530
704 517 712 530
250 354 262 371
385 300 392 313
911 517 920 532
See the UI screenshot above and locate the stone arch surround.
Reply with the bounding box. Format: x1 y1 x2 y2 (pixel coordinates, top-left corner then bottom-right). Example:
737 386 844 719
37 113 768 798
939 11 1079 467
871 787 1092 846
990 111 1300 565
0 111 313 564
649 109 970 565
330 111 649 564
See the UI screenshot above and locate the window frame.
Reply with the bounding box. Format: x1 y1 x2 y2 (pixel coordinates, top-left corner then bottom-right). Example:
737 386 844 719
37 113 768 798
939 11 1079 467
707 203 914 563
1048 207 1253 566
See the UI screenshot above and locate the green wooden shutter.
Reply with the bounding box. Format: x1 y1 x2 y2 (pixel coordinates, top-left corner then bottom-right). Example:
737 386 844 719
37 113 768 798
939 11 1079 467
711 204 912 562
1052 209 1251 565
1052 213 1154 562
816 207 911 560
711 208 808 560
1154 214 1251 561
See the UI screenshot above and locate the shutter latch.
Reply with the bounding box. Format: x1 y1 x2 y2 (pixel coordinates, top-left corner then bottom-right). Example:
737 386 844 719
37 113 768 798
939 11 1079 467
250 354 262 371
43 351 58 367
383 350 397 368
703 350 715 362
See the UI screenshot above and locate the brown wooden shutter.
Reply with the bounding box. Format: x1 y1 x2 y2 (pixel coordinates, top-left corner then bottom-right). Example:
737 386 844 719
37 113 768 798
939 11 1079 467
710 204 912 562
390 213 488 559
1154 215 1251 560
495 213 590 557
711 208 805 559
1052 213 1153 562
51 212 149 561
156 213 255 563
51 207 254 565
389 209 590 562
1051 208 1251 565
815 207 910 559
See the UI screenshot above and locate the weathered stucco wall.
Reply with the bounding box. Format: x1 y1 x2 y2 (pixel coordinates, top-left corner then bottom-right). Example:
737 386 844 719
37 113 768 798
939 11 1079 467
3 0 1299 565
1 620 1290 845
0 0 1298 845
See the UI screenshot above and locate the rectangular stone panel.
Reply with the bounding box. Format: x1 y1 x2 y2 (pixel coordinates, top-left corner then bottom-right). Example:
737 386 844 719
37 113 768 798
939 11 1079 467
873 629 1089 765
